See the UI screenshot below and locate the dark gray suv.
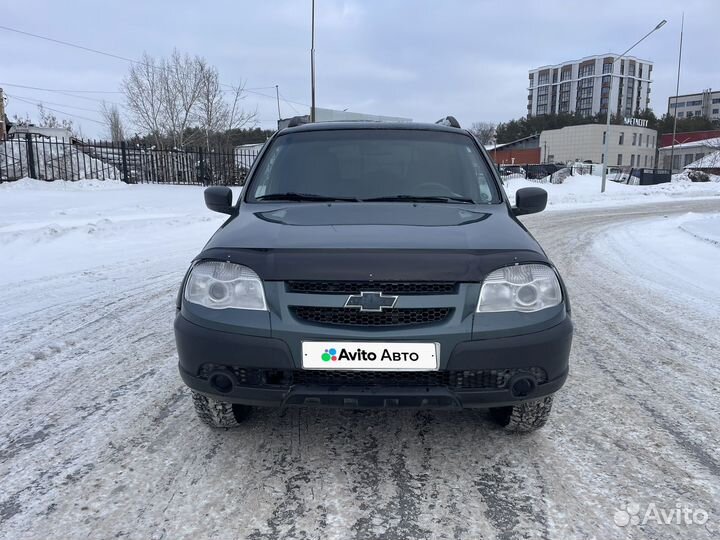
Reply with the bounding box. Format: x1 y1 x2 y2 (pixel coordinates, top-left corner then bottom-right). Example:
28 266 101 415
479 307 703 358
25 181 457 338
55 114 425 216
174 120 572 432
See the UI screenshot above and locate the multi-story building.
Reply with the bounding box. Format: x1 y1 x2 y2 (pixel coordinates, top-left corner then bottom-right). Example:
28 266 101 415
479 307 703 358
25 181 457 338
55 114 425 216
528 54 653 118
667 89 720 121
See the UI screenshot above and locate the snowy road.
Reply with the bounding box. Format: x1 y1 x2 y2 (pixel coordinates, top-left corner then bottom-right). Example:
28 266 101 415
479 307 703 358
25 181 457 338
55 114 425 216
1 192 719 539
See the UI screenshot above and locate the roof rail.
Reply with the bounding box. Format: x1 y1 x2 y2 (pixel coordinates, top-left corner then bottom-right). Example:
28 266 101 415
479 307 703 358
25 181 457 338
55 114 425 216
287 115 310 128
435 116 461 128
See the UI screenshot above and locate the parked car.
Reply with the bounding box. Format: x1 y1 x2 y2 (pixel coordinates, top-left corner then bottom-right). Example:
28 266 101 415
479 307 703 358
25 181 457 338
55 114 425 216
174 120 573 432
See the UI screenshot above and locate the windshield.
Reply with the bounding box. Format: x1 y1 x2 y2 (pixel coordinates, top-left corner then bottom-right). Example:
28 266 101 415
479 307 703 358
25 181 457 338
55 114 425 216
245 129 500 203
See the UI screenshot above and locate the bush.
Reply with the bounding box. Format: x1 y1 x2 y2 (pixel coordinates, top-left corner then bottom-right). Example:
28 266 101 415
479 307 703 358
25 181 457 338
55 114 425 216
688 170 710 182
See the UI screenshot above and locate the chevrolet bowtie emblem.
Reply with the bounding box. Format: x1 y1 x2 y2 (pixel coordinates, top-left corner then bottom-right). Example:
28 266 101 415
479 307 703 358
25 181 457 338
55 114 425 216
344 291 398 312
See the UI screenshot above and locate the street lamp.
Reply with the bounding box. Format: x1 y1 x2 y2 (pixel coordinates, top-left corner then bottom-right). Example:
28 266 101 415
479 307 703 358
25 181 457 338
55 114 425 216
600 19 667 193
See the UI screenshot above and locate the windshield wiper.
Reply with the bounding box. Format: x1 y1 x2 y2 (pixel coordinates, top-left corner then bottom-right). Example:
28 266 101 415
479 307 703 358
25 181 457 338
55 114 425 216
362 195 476 204
255 192 359 202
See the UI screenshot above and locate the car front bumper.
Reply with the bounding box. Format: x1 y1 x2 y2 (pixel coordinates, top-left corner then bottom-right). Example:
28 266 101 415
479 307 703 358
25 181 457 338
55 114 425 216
174 312 572 409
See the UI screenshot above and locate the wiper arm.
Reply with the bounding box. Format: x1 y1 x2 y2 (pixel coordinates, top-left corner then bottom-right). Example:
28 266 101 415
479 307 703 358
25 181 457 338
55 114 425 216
255 192 359 202
362 195 476 204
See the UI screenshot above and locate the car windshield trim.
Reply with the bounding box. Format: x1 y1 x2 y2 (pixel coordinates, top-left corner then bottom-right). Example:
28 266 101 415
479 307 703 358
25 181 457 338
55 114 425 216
361 195 476 204
255 192 360 202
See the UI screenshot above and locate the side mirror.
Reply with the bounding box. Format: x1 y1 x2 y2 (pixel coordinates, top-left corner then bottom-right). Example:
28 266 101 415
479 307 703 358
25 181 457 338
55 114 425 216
204 186 235 215
513 187 547 216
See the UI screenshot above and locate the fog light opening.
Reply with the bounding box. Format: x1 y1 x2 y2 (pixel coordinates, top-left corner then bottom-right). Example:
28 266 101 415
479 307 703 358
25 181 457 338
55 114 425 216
209 372 233 393
510 375 537 398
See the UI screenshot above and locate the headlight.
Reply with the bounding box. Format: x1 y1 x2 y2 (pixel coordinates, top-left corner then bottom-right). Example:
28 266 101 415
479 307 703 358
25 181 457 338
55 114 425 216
184 261 267 310
477 264 562 313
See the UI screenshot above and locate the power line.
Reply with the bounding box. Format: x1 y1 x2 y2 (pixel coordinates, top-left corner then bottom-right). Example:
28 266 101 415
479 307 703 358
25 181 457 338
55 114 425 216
279 91 302 115
6 93 103 113
10 95 108 126
0 82 125 106
0 24 140 65
0 25 311 108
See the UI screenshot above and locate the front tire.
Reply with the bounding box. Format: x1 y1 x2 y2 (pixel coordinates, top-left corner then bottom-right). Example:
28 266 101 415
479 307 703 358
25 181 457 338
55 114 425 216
490 396 554 432
191 390 252 428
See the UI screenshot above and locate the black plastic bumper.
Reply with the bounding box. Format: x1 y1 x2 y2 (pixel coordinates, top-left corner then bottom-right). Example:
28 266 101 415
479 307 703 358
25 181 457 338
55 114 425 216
175 314 572 409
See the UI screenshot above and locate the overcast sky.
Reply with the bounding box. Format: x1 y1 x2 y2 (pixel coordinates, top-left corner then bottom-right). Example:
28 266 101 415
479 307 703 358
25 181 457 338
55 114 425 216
2 0 717 139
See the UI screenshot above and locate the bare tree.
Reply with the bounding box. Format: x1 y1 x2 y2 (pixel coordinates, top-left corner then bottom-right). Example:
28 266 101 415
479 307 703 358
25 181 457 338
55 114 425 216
122 52 165 148
100 102 125 142
37 104 80 137
469 121 496 145
160 49 206 148
195 62 227 150
122 49 255 149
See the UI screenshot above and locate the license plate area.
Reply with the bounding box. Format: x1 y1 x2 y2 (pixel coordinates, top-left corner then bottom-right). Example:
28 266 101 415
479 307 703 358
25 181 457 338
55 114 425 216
302 341 439 371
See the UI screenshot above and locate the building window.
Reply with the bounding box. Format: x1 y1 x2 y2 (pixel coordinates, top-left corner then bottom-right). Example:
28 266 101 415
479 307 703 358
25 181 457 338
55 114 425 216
578 63 595 77
644 155 648 167
687 100 702 106
631 154 635 167
632 133 637 146
694 153 705 161
619 132 624 145
713 98 720 104
684 154 694 166
617 154 623 165
695 110 702 116
678 112 684 118
652 136 655 147
686 111 693 118
602 131 606 144
603 62 613 74
638 134 642 146
713 108 719 114
672 155 680 170
672 101 685 108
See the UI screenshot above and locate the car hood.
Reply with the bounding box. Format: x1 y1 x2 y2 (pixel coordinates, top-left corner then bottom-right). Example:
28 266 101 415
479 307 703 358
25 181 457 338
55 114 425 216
199 203 548 281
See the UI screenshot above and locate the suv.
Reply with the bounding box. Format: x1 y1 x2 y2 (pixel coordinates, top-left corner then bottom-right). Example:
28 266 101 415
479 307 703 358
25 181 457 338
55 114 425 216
174 120 572 432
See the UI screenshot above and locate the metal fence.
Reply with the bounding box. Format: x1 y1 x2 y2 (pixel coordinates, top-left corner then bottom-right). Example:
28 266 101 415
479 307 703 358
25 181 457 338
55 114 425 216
0 134 261 185
498 163 671 185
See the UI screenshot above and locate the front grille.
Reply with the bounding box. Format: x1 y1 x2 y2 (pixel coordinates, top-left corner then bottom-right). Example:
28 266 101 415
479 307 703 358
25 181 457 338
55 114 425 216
286 281 457 295
293 368 548 388
289 306 451 327
197 365 548 389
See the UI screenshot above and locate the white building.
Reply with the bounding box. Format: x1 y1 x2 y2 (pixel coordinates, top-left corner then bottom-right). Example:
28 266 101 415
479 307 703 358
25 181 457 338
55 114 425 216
528 54 653 118
667 89 720 121
539 123 658 168
8 125 74 141
658 137 720 171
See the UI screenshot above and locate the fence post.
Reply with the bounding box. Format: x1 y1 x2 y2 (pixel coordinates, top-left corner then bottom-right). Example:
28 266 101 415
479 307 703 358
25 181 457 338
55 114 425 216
120 141 129 183
25 133 36 179
198 147 205 185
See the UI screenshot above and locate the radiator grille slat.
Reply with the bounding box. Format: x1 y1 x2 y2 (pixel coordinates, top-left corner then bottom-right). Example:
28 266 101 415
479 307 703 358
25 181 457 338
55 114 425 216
289 306 451 327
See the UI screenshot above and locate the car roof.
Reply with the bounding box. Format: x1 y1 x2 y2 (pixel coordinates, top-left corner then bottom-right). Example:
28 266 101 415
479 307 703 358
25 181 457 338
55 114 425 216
280 121 469 135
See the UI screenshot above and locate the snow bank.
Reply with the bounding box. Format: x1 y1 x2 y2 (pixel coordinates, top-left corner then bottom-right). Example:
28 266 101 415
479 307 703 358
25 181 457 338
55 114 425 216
679 213 720 246
0 177 128 191
0 180 236 285
503 174 720 210
0 139 121 181
593 211 720 316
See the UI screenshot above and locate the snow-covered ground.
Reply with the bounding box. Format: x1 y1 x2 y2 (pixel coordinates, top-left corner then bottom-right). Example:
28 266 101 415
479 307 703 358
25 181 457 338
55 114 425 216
503 173 720 210
0 178 227 288
1 179 719 539
593 212 720 316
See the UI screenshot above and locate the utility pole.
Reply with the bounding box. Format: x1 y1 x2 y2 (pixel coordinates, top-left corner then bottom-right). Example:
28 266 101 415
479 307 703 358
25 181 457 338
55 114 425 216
0 88 6 141
600 19 666 193
668 13 684 176
310 0 316 122
275 85 281 121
